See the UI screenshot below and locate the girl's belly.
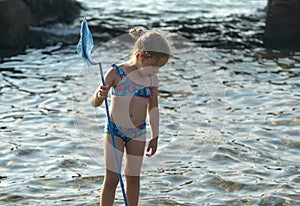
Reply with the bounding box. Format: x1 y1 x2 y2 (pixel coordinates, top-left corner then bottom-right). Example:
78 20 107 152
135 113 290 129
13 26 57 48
110 96 148 128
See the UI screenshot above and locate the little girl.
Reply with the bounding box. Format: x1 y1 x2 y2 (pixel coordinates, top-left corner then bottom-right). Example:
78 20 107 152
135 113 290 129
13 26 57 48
91 28 171 206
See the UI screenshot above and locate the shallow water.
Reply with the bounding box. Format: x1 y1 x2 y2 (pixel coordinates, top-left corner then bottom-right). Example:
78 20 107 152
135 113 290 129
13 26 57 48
1 0 300 205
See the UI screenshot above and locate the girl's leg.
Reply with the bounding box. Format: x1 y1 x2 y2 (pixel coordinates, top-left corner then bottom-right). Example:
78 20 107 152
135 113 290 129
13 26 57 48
100 134 125 206
124 136 146 206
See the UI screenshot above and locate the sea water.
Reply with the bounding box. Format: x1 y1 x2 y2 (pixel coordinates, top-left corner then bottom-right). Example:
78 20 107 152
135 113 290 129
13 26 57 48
1 0 299 205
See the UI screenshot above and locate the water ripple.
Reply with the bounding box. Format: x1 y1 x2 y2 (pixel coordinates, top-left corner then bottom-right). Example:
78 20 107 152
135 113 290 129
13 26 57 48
1 15 300 206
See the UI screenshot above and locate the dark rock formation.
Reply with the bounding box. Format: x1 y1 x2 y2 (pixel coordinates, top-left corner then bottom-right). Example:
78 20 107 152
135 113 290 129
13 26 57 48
264 0 300 49
23 0 82 26
0 0 32 48
0 0 82 54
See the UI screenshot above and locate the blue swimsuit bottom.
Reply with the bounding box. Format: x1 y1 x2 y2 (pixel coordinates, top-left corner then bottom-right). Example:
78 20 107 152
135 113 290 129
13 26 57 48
105 122 146 143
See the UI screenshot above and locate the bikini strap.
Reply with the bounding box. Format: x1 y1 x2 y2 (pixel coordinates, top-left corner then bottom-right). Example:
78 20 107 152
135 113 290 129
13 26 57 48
149 75 153 87
112 63 126 78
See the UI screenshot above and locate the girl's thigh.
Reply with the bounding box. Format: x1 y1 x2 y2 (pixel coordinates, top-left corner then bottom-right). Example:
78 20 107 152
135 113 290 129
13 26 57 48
124 135 146 176
103 134 125 173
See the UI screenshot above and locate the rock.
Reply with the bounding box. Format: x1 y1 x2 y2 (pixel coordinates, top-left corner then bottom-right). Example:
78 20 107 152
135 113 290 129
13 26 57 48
23 0 82 26
0 0 32 48
0 0 82 56
264 0 300 49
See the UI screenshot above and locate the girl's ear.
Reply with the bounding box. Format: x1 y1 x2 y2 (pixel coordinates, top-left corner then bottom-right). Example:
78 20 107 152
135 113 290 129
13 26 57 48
135 52 142 62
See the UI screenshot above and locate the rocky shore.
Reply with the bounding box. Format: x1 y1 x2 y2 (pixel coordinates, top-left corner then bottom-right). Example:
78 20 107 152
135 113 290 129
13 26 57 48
0 0 299 58
264 0 300 49
0 0 81 56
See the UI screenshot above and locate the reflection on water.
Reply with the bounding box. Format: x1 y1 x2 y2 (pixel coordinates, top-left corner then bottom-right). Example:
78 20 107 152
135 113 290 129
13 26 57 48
1 43 299 205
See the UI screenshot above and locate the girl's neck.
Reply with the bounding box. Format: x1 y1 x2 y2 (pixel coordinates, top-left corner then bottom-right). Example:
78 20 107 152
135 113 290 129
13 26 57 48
122 59 149 78
123 59 140 72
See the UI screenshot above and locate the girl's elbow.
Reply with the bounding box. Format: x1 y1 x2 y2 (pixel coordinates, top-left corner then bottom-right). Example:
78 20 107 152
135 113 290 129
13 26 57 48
90 98 98 107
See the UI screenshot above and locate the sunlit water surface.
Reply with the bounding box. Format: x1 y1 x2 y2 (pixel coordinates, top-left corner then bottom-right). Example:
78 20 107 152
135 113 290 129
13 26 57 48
1 0 300 205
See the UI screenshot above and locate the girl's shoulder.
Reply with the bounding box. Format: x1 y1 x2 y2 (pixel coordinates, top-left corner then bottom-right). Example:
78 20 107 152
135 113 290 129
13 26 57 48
106 66 118 77
105 66 122 87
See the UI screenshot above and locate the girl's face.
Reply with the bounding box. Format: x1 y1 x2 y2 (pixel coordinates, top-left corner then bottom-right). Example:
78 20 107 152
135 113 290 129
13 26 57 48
137 53 169 75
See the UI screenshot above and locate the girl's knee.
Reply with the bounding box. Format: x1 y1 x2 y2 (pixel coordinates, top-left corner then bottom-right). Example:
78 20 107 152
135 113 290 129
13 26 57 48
125 175 140 185
104 172 119 188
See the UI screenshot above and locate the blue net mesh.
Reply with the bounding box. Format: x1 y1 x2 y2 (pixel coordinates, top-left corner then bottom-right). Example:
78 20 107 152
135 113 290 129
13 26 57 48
77 19 94 61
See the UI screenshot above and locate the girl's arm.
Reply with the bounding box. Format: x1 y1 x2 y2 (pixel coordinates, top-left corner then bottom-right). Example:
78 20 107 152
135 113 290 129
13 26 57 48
146 83 159 157
147 86 159 139
90 68 116 107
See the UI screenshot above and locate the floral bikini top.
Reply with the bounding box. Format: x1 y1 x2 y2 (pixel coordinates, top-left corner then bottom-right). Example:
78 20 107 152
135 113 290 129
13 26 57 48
111 64 153 98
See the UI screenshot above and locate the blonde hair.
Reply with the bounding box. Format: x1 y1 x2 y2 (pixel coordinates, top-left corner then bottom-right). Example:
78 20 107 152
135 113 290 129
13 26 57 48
129 28 171 59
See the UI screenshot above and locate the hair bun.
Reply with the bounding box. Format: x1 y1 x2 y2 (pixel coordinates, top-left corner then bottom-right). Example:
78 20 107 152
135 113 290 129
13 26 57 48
129 28 145 41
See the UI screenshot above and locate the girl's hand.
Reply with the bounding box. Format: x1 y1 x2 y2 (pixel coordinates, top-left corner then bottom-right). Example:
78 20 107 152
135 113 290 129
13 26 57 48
146 137 158 157
97 85 109 99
